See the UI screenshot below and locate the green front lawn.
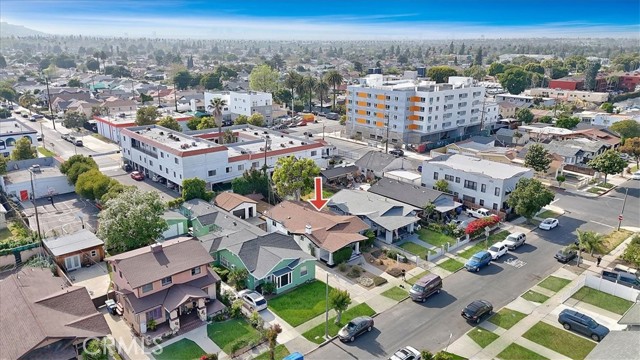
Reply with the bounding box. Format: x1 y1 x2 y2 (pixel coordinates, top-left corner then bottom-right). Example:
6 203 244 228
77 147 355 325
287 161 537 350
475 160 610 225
587 187 603 194
37 146 56 157
523 321 596 360
466 327 499 348
399 241 433 259
496 343 549 360
0 228 11 242
207 318 262 354
488 308 527 330
253 344 289 360
302 303 376 344
381 286 408 302
438 258 464 272
458 230 510 259
154 339 205 360
268 281 335 327
406 270 430 285
537 276 571 293
440 352 467 360
596 182 614 189
521 290 549 303
417 228 456 248
571 287 634 315
537 209 561 219
301 189 336 201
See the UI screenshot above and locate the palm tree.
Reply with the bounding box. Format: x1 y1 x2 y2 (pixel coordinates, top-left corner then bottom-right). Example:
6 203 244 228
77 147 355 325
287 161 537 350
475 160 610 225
284 71 302 113
19 91 36 116
315 79 330 114
301 75 316 112
577 230 605 256
207 97 227 144
324 70 343 111
223 129 234 144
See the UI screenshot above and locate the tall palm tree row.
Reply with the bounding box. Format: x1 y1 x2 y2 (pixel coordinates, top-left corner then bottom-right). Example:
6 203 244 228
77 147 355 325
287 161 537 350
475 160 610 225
208 97 227 144
19 91 36 115
301 75 316 112
315 79 330 114
324 70 343 111
284 70 303 113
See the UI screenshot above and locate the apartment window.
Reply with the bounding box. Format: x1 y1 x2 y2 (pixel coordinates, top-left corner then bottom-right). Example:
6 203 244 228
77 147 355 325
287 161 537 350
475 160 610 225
146 307 162 321
90 250 97 257
160 165 163 171
494 187 501 196
149 160 153 166
226 167 231 173
174 157 179 164
493 203 499 210
300 265 308 277
455 177 460 183
166 168 169 174
311 150 317 156
191 266 201 276
141 283 153 293
445 174 454 181
160 152 164 158
462 195 476 203
479 199 485 206
238 164 244 171
433 172 439 180
464 180 477 190
481 184 486 193
173 171 176 177
208 170 216 176
161 276 172 286
252 161 259 168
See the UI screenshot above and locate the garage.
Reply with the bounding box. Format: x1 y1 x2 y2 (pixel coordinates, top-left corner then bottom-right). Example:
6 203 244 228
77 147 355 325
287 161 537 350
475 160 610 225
163 222 185 239
161 210 188 240
64 255 81 271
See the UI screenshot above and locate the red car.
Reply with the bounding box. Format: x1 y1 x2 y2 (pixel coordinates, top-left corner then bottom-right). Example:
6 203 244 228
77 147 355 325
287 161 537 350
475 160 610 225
130 171 144 181
296 121 307 127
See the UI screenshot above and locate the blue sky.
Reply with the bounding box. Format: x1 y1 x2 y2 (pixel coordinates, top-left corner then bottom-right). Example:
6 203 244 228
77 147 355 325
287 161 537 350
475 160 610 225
1 0 639 39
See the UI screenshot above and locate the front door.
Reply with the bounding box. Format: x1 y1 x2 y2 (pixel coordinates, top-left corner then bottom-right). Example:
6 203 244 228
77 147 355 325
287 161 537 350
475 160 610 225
65 255 81 271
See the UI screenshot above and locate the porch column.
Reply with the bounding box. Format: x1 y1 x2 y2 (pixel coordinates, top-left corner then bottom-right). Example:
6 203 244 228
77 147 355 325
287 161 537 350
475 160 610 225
169 310 180 333
385 230 393 244
408 222 415 233
197 298 207 321
354 242 360 255
328 252 334 266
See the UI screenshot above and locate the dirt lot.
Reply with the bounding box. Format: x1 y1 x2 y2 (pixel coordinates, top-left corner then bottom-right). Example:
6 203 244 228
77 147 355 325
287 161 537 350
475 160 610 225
364 248 416 276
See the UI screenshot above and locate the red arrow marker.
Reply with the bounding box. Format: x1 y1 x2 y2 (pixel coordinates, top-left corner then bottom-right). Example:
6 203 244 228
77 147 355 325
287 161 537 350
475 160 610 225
308 177 329 211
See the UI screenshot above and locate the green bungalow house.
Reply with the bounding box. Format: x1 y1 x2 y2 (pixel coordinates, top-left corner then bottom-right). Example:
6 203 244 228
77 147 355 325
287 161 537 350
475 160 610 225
180 199 222 237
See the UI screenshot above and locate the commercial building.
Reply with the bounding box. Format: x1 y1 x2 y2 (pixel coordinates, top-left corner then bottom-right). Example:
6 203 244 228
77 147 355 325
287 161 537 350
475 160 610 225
120 124 333 192
203 91 274 125
345 75 492 146
527 88 609 104
0 119 38 158
421 154 533 212
494 94 555 108
0 158 75 200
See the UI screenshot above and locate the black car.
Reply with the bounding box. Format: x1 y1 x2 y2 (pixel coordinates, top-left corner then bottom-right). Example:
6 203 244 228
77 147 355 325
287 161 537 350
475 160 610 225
337 316 374 342
555 247 577 263
461 300 493 323
389 149 404 157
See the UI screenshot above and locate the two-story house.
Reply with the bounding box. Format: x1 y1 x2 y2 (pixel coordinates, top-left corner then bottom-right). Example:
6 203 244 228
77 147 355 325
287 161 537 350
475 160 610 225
106 238 222 335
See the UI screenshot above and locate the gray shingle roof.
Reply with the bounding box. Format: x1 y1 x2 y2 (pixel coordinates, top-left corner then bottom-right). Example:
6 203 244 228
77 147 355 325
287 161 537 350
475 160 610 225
368 177 451 209
427 154 531 180
42 230 104 257
328 189 419 230
355 151 400 172
321 165 359 180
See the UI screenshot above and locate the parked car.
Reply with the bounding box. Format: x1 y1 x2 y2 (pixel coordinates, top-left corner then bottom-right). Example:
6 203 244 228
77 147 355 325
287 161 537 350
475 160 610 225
555 247 577 263
409 274 442 302
488 241 508 260
61 133 70 141
296 121 307 127
601 269 640 289
558 309 609 341
466 208 491 218
33 114 44 119
461 300 493 323
389 149 404 157
130 171 144 181
36 134 43 141
388 346 421 360
465 251 492 272
338 316 374 342
539 218 559 230
632 171 640 180
503 232 526 250
237 289 268 311
326 112 339 120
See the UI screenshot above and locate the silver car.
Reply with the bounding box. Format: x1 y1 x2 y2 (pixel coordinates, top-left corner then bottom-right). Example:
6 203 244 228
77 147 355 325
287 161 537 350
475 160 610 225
237 289 268 311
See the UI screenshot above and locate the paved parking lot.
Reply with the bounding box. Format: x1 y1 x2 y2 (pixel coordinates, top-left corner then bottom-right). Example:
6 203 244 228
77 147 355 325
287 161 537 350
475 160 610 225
21 193 99 238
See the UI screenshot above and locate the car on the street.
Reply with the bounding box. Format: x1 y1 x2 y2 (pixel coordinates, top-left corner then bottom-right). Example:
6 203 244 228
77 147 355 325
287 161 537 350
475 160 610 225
36 134 43 141
631 171 640 180
388 346 421 360
464 250 492 272
466 208 491 218
488 241 508 260
130 171 144 181
555 247 577 263
389 149 404 157
237 289 268 311
61 133 70 141
601 269 640 289
461 300 493 323
558 309 609 341
539 218 559 230
503 232 526 250
338 316 374 342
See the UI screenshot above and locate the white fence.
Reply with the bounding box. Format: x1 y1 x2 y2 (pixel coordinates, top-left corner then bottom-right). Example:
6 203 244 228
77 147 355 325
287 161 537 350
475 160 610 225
562 274 640 303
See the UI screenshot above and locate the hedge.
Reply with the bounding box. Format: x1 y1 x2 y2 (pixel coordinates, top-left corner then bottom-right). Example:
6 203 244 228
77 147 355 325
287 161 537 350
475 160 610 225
333 246 353 264
465 215 500 238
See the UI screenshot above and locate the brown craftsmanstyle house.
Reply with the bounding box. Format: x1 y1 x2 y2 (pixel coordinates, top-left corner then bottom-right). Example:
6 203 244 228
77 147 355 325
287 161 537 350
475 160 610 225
0 268 110 360
106 238 223 336
42 229 105 272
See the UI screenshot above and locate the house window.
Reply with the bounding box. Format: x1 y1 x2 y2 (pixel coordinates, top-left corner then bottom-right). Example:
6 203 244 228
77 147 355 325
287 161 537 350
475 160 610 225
464 180 477 190
146 307 162 321
141 283 153 293
455 177 460 183
160 165 163 171
174 158 178 164
311 150 317 156
161 276 172 286
275 272 292 289
161 152 164 158
494 187 501 196
208 170 216 176
90 250 97 257
433 172 439 180
226 167 231 173
271 220 276 226
191 266 201 276
149 160 153 166
300 266 308 277
238 164 244 171
479 199 485 206
445 174 454 181
481 184 486 193
252 162 259 168
493 203 498 210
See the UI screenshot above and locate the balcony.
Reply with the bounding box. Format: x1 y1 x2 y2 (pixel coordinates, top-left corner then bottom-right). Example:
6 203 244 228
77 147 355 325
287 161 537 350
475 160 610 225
132 145 158 159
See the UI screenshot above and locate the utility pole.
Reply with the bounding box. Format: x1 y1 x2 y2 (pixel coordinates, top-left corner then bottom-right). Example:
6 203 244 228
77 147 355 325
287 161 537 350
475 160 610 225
157 85 161 107
44 74 55 130
385 119 390 154
479 97 486 135
617 187 629 231
174 81 178 112
40 123 46 150
29 169 42 240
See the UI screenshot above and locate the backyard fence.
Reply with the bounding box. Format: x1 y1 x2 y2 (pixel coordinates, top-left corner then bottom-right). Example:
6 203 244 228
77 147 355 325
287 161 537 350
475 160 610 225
561 274 640 303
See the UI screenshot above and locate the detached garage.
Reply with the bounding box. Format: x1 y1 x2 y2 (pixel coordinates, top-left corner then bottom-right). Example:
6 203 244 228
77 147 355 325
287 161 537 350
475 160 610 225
161 210 188 240
43 230 105 271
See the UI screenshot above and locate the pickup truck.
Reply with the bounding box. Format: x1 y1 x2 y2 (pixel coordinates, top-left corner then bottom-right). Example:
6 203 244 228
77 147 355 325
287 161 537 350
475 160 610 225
466 208 491 218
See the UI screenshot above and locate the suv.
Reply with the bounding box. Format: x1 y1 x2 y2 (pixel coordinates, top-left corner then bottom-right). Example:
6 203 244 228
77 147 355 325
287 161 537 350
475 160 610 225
461 300 493 323
503 232 526 250
389 149 404 157
601 269 640 289
409 274 442 302
465 251 492 272
488 241 508 260
558 309 609 341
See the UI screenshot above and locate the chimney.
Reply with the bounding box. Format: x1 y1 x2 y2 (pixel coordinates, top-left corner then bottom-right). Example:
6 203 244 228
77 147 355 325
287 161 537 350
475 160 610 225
150 243 163 253
305 225 312 235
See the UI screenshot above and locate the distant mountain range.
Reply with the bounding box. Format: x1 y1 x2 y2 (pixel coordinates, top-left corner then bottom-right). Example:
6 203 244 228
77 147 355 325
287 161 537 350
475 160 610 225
0 22 49 37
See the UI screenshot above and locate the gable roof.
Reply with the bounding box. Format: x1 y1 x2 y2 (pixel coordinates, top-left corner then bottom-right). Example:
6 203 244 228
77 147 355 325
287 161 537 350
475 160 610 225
264 201 368 252
42 229 104 257
427 154 532 180
0 268 110 360
355 151 402 172
320 165 359 180
182 199 217 217
368 177 453 209
214 192 257 212
106 238 213 288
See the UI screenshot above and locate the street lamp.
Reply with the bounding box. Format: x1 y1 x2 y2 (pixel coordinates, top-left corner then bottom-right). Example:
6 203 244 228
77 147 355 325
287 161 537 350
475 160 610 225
29 168 43 240
40 71 55 130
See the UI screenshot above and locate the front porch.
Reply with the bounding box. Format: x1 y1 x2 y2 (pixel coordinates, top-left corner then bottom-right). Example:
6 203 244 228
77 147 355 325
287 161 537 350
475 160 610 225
376 223 416 244
318 242 361 266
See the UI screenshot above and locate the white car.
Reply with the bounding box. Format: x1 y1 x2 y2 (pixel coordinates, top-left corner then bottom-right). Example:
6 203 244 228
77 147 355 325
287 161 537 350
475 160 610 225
389 346 421 360
631 171 640 180
539 218 559 230
237 289 268 311
488 241 508 260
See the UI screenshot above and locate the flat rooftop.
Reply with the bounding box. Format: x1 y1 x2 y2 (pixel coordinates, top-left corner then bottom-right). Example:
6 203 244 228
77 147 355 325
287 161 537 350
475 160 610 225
127 126 221 152
225 127 321 157
95 110 192 125
0 119 37 136
4 165 64 184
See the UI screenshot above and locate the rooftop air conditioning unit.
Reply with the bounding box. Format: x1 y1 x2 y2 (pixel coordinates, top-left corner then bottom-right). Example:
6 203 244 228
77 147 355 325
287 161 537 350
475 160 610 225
281 135 284 138
192 142 197 146
280 143 286 148
254 132 259 135
289 141 294 144
263 131 268 134
159 131 164 135
301 142 306 145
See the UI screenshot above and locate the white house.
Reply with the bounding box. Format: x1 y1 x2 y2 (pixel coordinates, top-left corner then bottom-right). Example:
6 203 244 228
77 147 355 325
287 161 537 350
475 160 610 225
421 154 534 212
214 192 257 219
203 91 273 125
0 120 38 158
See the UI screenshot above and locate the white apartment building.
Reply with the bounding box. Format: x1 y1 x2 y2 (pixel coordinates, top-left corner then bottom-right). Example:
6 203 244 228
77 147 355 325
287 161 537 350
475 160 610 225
345 75 493 146
574 111 640 127
421 154 533 212
93 111 193 143
526 88 609 104
120 125 333 191
203 91 273 125
494 94 556 108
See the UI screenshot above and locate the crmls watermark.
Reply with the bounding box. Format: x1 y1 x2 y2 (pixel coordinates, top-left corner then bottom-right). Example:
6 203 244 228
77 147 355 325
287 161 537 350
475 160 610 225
82 336 164 357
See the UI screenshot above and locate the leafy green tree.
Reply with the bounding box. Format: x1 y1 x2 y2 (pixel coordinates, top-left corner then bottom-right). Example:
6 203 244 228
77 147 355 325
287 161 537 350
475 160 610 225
248 113 265 127
0 107 10 119
474 47 483 66
600 103 614 113
515 108 534 124
266 324 283 360
619 137 640 169
227 268 249 290
173 69 192 90
97 188 167 254
104 65 131 78
82 338 109 360
140 93 153 105
67 78 82 87
538 115 553 124
427 66 458 83
234 114 249 125
75 169 113 201
462 65 486 81
555 115 580 129
434 179 449 192
249 64 279 93
488 62 505 76
329 289 352 325
231 169 270 199
182 178 214 201
610 119 640 139
86 58 100 72
284 70 303 109
156 116 181 131
324 70 343 110
63 110 87 129
420 350 434 360
523 63 545 74
60 155 99 185
200 72 222 90
196 116 216 130
588 150 627 185
556 174 566 186
524 144 552 173
100 181 133 205
272 156 320 200
11 137 37 160
499 67 528 94
0 85 17 102
584 61 601 91
135 106 160 125
315 79 330 112
186 117 201 130
19 91 36 115
0 155 8 175
506 178 555 223
622 236 640 268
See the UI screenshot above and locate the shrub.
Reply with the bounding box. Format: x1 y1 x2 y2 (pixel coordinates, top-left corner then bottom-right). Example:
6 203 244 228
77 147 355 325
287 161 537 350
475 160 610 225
337 262 348 272
218 292 233 307
249 311 264 329
166 197 185 209
347 265 362 278
333 246 353 264
465 215 500 237
428 223 443 232
386 250 399 260
621 235 640 267
211 266 229 282
261 280 276 295
386 267 403 277
229 299 244 318
373 276 388 286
